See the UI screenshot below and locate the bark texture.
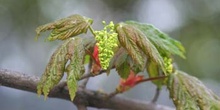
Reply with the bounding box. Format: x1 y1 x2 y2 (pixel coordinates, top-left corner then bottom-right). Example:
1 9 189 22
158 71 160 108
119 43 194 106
0 69 174 110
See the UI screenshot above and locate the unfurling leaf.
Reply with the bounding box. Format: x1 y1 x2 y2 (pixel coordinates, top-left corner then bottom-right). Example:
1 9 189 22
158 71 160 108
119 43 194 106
66 37 86 101
106 47 126 75
35 14 93 41
107 47 130 78
125 21 185 58
116 23 164 71
106 47 143 77
37 38 74 99
167 71 220 110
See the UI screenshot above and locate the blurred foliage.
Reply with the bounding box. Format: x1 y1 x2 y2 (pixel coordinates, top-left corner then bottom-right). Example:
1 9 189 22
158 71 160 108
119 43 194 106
172 0 220 80
175 20 220 80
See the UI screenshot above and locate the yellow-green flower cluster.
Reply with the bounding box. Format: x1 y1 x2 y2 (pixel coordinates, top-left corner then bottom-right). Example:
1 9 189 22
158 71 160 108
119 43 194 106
164 57 173 74
94 21 118 69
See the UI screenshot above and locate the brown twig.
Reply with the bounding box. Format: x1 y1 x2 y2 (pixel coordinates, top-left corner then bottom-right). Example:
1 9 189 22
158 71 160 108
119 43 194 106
136 75 167 85
152 87 161 103
108 89 120 98
0 69 174 110
79 70 106 80
107 76 167 98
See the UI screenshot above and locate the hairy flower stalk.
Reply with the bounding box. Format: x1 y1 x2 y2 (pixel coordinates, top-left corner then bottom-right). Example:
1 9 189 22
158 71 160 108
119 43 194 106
94 21 118 69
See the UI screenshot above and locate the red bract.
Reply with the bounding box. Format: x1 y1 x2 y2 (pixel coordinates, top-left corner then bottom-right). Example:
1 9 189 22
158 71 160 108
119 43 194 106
118 71 144 92
93 45 101 67
91 45 101 74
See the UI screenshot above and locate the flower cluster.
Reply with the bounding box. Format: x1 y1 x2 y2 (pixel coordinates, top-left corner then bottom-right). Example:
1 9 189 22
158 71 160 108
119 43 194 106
94 21 118 69
163 57 173 74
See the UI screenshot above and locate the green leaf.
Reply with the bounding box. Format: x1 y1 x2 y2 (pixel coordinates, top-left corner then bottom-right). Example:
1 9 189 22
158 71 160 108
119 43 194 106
109 48 127 67
66 37 86 101
116 61 130 79
35 14 93 41
167 71 220 110
114 48 130 79
106 47 124 74
125 21 185 58
146 60 165 88
84 55 90 64
37 38 74 99
116 23 164 71
116 23 145 68
106 47 127 74
106 47 143 77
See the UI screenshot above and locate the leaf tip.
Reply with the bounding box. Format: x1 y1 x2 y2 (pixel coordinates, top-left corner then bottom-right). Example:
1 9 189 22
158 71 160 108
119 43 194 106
70 94 75 101
44 95 48 101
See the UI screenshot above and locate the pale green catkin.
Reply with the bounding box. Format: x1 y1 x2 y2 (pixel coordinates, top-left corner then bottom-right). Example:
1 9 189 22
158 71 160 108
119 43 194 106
94 21 118 69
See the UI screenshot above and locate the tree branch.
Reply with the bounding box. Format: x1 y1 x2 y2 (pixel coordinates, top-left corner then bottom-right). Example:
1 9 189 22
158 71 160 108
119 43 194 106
79 70 106 80
0 69 174 110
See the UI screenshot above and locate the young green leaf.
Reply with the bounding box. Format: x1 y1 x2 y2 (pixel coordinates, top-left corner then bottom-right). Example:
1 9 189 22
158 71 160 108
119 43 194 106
114 49 130 79
37 38 74 99
116 23 164 71
107 47 144 78
35 14 93 41
66 37 86 101
113 48 128 67
167 71 220 110
125 21 185 58
108 47 130 78
146 60 165 88
106 47 125 75
116 61 130 79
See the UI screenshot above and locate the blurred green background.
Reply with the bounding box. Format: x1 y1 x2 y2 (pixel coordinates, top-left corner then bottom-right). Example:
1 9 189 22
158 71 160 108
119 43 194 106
0 0 220 110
